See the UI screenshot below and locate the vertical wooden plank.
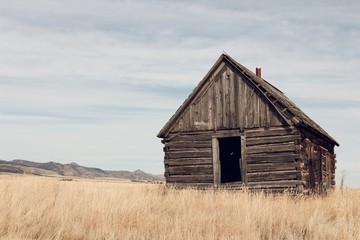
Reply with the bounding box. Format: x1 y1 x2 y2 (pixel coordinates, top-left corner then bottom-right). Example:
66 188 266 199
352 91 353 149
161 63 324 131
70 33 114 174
229 70 236 128
180 109 190 132
326 153 331 188
319 148 323 182
233 73 239 129
259 94 266 127
193 102 199 131
225 70 231 128
205 87 212 129
177 117 184 131
212 138 220 186
241 135 247 184
244 83 253 128
265 99 271 127
241 80 248 128
200 97 208 130
215 77 222 131
196 99 201 131
238 76 244 130
209 83 214 130
213 80 217 131
252 89 259 128
189 104 194 130
204 97 209 130
221 71 227 128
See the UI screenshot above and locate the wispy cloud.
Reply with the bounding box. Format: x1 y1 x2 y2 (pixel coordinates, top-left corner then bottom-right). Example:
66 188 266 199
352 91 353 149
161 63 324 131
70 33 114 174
0 0 359 184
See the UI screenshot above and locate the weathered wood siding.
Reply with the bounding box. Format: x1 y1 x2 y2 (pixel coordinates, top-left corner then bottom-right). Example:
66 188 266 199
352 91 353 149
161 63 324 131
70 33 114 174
170 64 286 133
300 135 336 192
163 131 214 186
244 127 302 191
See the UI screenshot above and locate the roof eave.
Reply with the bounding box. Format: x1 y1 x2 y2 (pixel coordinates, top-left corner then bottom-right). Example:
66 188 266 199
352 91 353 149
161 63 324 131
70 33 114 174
298 121 340 147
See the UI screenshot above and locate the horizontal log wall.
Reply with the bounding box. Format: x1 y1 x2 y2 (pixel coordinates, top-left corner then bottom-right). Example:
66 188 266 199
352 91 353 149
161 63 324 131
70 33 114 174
163 131 214 185
162 127 319 192
245 127 302 191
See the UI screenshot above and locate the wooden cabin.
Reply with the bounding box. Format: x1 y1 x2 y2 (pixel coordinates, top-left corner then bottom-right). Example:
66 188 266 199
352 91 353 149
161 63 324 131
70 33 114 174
157 54 339 193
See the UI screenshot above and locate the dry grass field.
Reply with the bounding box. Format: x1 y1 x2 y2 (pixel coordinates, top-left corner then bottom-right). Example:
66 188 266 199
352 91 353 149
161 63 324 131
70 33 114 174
0 174 359 240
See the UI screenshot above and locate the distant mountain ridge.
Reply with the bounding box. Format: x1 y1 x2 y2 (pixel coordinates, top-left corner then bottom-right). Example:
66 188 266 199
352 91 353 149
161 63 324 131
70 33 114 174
0 159 164 181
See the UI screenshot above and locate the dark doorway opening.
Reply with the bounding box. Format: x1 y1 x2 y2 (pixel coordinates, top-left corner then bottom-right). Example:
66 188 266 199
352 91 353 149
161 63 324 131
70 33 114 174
219 137 241 183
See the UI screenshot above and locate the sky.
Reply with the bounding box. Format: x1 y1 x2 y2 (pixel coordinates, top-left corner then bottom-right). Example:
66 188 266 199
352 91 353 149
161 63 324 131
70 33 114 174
0 0 359 187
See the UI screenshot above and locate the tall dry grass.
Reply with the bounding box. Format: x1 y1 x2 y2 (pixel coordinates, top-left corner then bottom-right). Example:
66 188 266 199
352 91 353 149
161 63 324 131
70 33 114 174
0 174 359 240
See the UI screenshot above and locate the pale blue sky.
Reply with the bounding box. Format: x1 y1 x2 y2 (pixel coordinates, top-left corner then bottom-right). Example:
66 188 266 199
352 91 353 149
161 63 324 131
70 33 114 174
0 0 359 187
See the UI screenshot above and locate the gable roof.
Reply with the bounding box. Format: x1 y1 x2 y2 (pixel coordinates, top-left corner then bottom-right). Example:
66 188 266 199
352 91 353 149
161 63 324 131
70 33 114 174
157 54 339 146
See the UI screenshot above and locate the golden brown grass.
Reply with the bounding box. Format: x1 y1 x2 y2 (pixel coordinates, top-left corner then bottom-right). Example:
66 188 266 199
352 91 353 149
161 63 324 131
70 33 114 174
0 174 359 240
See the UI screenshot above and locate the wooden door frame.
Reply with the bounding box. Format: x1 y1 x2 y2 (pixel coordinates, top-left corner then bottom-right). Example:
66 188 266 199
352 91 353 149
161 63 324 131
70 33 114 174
212 132 246 186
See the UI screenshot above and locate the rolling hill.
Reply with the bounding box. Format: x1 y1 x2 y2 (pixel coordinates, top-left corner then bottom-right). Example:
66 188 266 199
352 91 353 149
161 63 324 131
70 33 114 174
0 159 164 181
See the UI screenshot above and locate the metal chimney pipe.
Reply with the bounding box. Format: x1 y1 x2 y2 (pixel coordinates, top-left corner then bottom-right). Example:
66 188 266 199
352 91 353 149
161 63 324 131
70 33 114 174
256 68 261 78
